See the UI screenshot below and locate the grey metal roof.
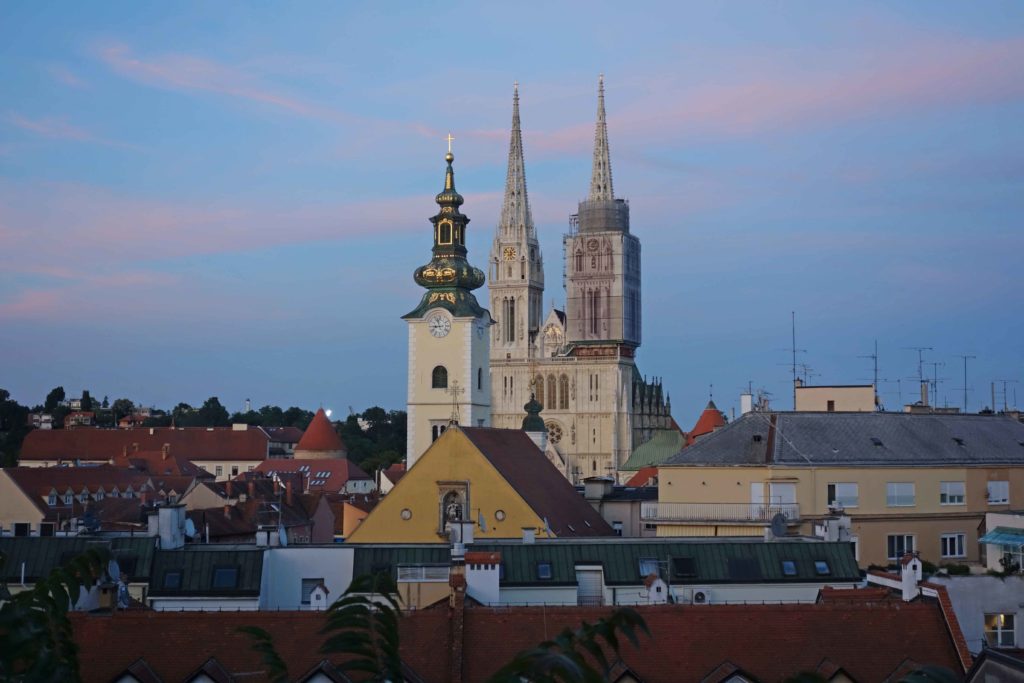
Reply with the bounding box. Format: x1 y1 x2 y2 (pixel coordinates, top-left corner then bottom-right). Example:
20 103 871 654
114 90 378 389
148 546 264 597
0 536 156 582
664 412 1024 467
351 538 859 587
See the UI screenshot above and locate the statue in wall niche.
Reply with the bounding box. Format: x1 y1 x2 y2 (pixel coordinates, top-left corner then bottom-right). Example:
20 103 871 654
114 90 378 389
443 490 463 522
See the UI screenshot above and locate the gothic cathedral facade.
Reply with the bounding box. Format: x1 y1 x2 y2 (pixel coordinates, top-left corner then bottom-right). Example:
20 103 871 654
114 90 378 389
488 78 672 482
404 150 493 467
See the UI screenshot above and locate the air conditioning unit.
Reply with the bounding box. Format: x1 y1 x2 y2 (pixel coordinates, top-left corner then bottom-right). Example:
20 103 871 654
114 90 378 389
692 590 707 604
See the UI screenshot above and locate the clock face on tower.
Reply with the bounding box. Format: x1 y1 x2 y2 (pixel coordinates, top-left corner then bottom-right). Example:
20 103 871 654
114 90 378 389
503 246 517 261
427 313 451 338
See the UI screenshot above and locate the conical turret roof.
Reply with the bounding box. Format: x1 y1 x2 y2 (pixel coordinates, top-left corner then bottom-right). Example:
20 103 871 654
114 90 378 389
295 408 346 453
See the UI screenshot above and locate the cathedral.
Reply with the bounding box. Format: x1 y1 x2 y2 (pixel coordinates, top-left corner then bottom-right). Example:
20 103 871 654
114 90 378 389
487 78 673 482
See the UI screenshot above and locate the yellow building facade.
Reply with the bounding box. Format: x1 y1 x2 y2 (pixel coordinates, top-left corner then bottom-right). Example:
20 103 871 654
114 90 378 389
654 412 1024 567
346 426 612 544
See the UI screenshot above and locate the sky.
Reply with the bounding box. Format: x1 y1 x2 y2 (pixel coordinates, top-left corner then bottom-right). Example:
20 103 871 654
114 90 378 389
1 2 1022 423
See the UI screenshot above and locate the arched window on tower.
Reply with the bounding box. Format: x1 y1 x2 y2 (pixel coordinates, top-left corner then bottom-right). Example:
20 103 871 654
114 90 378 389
547 375 557 411
575 250 583 272
535 374 545 406
559 375 569 410
477 367 482 390
439 222 452 245
432 365 448 389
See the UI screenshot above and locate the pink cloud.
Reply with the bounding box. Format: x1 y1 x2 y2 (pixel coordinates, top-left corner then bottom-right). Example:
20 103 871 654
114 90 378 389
94 43 354 124
6 113 140 150
46 64 88 89
526 35 1024 156
0 289 62 320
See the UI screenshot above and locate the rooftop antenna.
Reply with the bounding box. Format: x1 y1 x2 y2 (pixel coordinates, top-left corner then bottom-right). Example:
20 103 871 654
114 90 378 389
780 312 806 410
954 354 976 413
923 362 948 407
902 346 933 386
995 379 1018 412
858 340 880 404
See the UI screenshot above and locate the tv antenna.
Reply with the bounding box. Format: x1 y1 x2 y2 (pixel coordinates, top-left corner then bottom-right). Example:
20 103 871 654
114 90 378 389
902 346 933 385
954 354 976 413
780 311 806 410
923 361 948 407
858 340 880 401
994 379 1018 412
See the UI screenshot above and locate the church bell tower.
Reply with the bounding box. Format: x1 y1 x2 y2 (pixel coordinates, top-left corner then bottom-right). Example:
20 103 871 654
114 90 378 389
403 147 493 467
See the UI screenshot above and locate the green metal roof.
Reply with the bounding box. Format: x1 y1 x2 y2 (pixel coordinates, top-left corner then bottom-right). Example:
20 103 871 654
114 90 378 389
148 546 264 597
351 540 860 587
979 527 1024 546
0 536 155 582
621 428 686 471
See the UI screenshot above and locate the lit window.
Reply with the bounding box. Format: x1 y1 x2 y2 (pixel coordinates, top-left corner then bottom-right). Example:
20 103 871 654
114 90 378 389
988 481 1010 505
985 613 1016 648
781 561 797 577
941 533 966 558
826 483 858 509
537 562 553 580
940 482 965 506
886 482 915 507
887 534 914 560
814 561 830 576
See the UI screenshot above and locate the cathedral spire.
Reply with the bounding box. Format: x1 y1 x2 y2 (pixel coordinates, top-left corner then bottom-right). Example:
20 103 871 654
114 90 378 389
588 74 614 201
498 82 534 238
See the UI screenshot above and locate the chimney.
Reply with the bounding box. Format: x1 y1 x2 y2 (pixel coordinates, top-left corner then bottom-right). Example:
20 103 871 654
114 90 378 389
223 505 231 520
900 552 923 602
920 380 929 406
248 479 255 499
286 480 293 507
225 480 233 498
161 443 170 460
740 392 753 415
522 527 536 544
448 556 467 683
122 445 128 458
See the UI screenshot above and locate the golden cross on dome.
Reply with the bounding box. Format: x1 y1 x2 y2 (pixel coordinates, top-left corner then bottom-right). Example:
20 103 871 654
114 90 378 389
446 132 455 154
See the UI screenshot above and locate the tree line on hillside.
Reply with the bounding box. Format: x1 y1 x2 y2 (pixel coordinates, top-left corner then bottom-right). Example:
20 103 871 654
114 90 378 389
0 386 406 473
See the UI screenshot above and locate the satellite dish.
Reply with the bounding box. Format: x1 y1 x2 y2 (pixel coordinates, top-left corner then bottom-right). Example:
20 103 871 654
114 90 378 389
278 524 288 547
107 559 121 582
184 518 197 538
770 513 788 538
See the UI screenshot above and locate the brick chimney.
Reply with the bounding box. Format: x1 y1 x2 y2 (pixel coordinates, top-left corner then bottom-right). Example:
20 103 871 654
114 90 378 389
225 480 233 498
223 504 232 520
248 479 255 499
285 480 293 507
448 559 467 683
161 443 170 460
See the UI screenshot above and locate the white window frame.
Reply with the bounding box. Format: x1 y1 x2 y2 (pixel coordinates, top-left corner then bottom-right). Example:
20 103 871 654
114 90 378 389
985 613 1016 648
940 532 966 558
940 481 965 506
886 482 915 507
887 534 915 560
47 493 57 506
827 482 859 509
988 481 1010 505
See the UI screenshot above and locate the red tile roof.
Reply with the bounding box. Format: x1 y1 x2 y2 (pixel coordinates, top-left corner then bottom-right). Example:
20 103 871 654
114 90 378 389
382 462 407 485
112 450 209 478
295 409 346 453
21 427 269 462
624 466 658 487
253 458 369 493
71 600 965 682
687 400 726 446
460 427 613 537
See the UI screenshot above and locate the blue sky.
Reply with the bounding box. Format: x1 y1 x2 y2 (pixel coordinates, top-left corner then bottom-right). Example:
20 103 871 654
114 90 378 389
1 1 1022 423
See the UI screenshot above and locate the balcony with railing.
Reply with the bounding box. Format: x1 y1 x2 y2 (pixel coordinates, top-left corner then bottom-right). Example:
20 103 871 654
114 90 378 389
640 502 801 524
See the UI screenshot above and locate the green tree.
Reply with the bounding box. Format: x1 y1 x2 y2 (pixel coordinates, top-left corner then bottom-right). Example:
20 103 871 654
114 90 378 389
0 389 31 467
43 387 65 414
110 398 135 420
229 410 263 426
0 546 111 682
79 391 93 412
101 396 109 409
197 397 230 427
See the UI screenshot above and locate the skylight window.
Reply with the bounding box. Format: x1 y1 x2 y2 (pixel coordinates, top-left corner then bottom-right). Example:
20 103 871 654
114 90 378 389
639 558 659 577
814 561 831 576
952 437 965 446
536 562 553 580
212 566 239 589
781 560 797 577
163 571 182 589
870 437 883 447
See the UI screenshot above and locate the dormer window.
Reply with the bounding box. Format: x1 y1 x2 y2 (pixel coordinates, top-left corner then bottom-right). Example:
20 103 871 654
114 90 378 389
48 493 57 506
64 493 73 505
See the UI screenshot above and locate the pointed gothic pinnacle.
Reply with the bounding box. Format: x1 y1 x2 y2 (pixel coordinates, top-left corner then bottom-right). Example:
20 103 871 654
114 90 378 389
498 81 533 237
589 73 614 201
